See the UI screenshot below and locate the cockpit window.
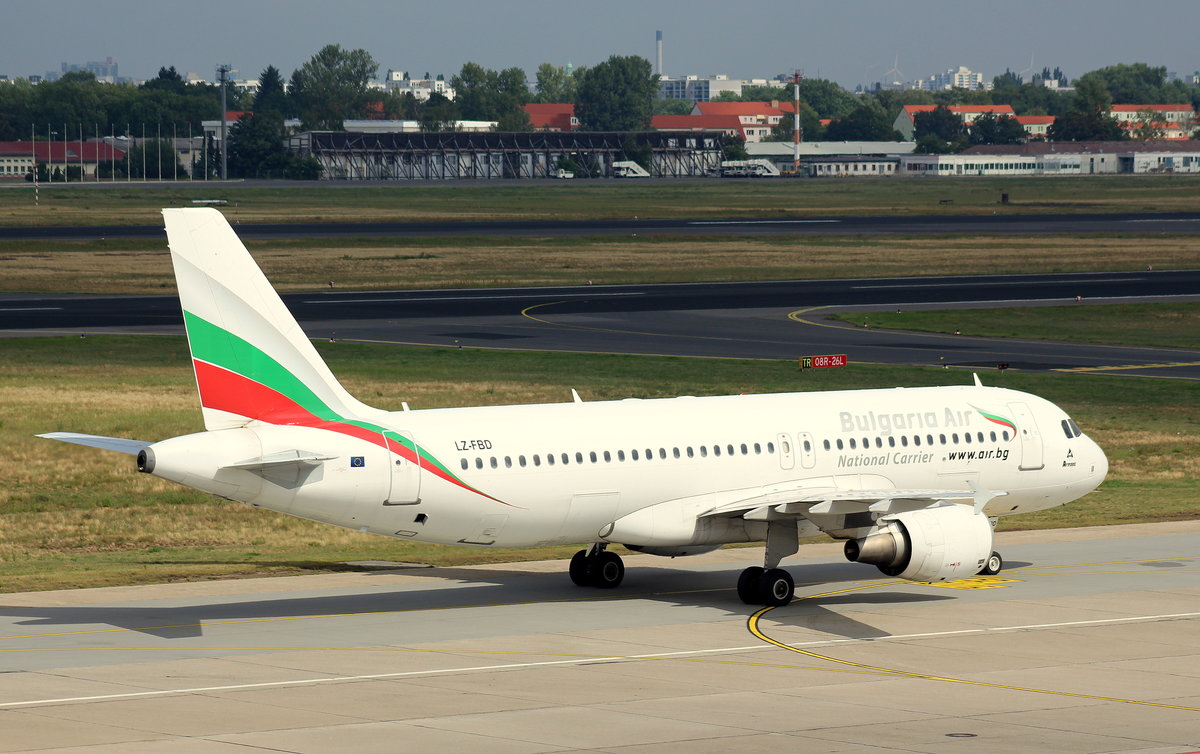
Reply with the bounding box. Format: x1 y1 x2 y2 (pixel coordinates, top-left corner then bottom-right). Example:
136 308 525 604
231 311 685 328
1062 418 1084 438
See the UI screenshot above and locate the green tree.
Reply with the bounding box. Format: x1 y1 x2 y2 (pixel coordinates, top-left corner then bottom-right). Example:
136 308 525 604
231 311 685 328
1077 63 1171 105
125 138 184 179
768 106 823 142
575 55 658 131
1047 77 1125 141
141 66 186 95
252 65 289 116
227 112 288 177
913 105 965 142
451 62 529 124
798 79 859 118
534 63 578 103
289 44 379 130
968 112 1027 145
720 134 748 161
823 102 901 140
496 108 533 131
418 92 459 131
653 98 692 115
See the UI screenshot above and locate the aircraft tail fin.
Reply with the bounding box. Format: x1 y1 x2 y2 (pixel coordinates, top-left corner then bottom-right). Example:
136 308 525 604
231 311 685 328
163 208 374 431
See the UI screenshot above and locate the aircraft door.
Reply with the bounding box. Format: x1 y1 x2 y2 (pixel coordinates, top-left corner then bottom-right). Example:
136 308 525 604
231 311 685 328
777 433 795 470
797 432 816 469
383 431 422 504
1007 402 1044 471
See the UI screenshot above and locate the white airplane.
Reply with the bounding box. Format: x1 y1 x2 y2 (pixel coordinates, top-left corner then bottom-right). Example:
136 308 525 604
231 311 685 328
41 208 1108 605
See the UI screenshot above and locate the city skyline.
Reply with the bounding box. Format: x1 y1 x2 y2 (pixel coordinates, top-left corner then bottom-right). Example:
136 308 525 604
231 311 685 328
5 0 1198 90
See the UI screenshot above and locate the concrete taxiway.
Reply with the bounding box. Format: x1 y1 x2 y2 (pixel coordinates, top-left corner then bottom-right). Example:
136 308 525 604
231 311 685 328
2 520 1200 752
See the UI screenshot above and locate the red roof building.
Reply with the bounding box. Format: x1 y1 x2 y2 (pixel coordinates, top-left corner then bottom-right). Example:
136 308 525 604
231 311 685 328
0 141 126 179
522 103 578 131
652 114 771 141
1014 115 1056 139
894 104 1016 138
691 101 787 127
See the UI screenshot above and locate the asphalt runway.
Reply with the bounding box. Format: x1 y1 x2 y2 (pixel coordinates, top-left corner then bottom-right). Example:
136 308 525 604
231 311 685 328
4 210 1200 241
2 521 1199 751
5 271 1199 380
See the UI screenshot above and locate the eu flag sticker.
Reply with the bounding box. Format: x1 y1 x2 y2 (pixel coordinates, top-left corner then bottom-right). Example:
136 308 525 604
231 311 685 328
350 456 365 468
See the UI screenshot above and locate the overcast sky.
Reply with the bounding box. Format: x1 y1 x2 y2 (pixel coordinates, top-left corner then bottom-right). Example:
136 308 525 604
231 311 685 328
6 1 1197 89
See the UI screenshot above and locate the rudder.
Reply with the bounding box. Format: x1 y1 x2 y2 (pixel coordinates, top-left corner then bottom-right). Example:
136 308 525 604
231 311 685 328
163 207 374 430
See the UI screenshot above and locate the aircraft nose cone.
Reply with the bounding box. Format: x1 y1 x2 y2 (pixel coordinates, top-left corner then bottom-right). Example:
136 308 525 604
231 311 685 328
1092 440 1109 483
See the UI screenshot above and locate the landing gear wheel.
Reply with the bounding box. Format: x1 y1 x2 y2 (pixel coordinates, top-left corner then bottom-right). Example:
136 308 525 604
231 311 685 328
737 566 765 604
588 551 625 588
761 568 794 606
979 551 1003 576
569 549 590 586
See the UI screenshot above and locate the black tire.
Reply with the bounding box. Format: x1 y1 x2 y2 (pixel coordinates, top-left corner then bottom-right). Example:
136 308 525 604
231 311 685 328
762 568 794 606
979 551 1003 576
569 549 590 586
589 551 624 588
737 566 765 604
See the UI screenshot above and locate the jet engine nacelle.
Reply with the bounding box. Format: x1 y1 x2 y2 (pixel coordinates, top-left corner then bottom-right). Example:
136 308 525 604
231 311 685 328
844 504 993 583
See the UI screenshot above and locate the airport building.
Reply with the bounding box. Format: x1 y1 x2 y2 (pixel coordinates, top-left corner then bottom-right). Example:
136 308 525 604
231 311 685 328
745 141 916 176
900 140 1200 175
287 130 723 180
0 140 126 179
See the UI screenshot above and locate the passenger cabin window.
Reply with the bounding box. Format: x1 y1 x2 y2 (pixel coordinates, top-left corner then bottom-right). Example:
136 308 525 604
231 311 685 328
700 446 708 458
461 459 468 470
741 443 749 455
767 442 775 453
755 443 762 454
603 451 611 463
476 458 483 469
575 452 583 464
687 447 695 458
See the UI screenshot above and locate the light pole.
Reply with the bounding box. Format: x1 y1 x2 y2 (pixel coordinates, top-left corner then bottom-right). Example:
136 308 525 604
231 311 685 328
217 64 231 180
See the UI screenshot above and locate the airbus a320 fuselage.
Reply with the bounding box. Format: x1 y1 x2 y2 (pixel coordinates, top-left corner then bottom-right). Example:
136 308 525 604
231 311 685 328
42 208 1107 606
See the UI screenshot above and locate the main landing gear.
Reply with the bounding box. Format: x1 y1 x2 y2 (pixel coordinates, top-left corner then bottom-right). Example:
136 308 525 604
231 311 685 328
569 543 625 589
737 520 800 606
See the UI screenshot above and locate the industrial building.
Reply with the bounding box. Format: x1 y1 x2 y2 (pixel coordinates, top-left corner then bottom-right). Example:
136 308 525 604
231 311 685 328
901 140 1200 175
287 130 722 180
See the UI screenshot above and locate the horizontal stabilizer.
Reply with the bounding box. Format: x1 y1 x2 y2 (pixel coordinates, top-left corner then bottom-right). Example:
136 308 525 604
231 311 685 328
222 449 337 471
37 432 151 456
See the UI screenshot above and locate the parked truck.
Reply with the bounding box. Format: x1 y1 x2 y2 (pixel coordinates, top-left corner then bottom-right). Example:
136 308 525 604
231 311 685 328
718 159 780 177
612 160 651 178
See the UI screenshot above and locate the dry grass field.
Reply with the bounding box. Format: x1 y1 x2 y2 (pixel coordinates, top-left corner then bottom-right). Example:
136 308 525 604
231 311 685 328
2 233 1198 294
1 174 1200 227
1 336 1195 593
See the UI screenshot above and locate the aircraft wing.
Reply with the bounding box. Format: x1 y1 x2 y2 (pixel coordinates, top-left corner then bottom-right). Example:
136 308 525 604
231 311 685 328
602 480 1006 547
37 432 152 456
701 487 1002 520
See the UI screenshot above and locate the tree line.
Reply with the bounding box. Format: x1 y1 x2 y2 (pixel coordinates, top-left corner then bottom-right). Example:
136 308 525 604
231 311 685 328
4 50 1197 179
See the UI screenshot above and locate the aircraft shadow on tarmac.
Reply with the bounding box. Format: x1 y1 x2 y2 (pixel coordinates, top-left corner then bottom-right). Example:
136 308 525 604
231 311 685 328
0 560 961 641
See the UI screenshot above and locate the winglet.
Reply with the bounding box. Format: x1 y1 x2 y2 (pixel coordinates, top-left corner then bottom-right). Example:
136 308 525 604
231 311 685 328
571 389 583 403
973 372 983 387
